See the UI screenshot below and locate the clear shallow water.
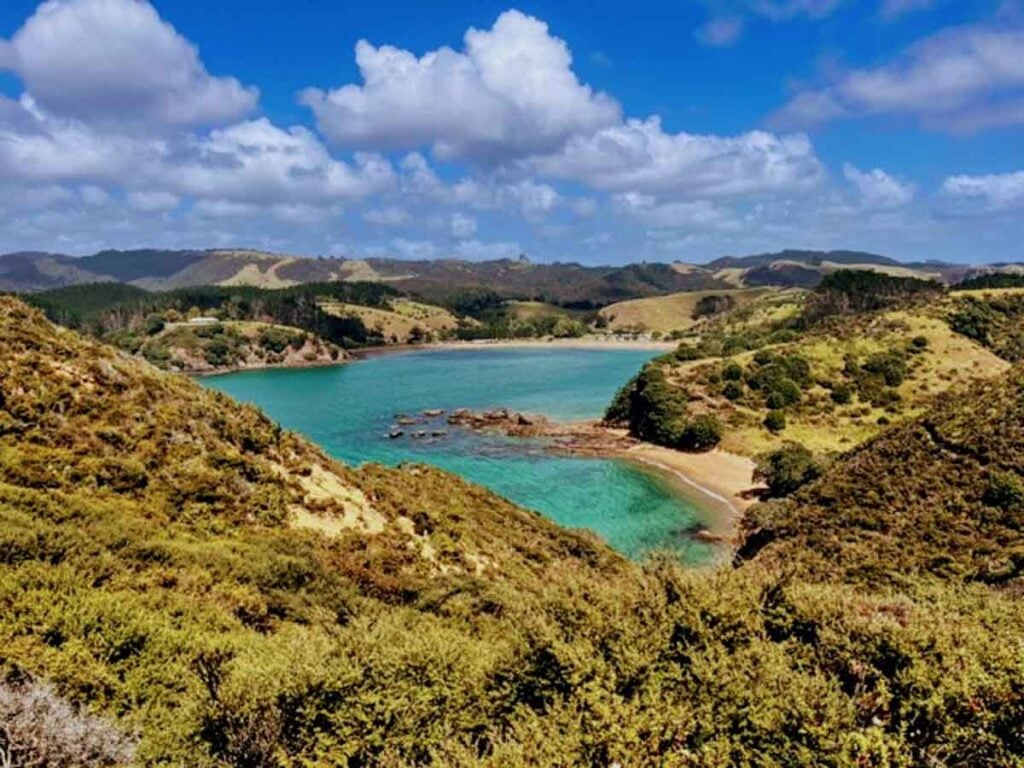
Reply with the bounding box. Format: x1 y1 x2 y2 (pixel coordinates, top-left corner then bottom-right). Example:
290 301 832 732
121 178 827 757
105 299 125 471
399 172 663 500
202 347 716 562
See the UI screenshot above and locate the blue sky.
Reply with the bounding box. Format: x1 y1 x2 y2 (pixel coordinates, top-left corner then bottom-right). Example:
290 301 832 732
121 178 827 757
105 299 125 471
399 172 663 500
1 0 1022 264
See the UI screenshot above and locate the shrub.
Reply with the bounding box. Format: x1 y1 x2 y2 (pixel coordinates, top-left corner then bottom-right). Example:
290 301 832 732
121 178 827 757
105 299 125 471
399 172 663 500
691 294 735 319
144 313 165 336
723 381 744 401
911 335 929 349
984 472 1024 511
0 679 136 767
863 350 907 387
678 414 723 452
764 410 787 432
830 383 853 404
754 443 823 497
722 362 743 381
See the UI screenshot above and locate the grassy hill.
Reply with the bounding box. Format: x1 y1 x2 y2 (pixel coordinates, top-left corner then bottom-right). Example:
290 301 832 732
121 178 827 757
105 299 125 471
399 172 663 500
319 298 462 344
139 320 345 373
607 272 1013 457
598 287 782 336
738 367 1024 587
6 247 1011 305
1 296 1024 764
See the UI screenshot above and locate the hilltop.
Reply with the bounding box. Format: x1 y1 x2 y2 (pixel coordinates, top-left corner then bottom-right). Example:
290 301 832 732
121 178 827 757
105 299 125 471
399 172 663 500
607 272 1018 458
1 296 1024 764
5 247 1019 304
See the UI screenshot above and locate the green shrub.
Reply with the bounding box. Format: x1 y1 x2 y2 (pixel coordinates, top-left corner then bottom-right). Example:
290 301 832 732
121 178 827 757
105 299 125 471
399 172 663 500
678 414 723 452
754 443 823 497
722 362 744 381
984 471 1024 511
830 383 853 404
144 313 165 336
764 410 787 432
723 381 744 401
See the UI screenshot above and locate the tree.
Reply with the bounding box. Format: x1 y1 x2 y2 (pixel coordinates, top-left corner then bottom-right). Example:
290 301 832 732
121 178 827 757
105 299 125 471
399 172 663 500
754 443 823 497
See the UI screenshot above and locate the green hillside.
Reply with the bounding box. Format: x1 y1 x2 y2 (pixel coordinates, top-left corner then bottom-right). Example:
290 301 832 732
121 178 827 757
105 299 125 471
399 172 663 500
2 296 1024 765
607 272 1011 456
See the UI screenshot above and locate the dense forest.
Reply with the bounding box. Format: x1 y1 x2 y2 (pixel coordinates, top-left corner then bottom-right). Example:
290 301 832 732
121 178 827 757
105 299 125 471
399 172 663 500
24 281 401 351
1 296 1023 765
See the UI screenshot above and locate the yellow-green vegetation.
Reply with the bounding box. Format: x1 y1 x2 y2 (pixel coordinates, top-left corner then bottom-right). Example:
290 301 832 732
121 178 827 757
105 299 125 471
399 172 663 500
739 368 1024 585
3 296 1024 765
319 297 461 344
598 287 781 335
610 273 1010 457
139 320 344 373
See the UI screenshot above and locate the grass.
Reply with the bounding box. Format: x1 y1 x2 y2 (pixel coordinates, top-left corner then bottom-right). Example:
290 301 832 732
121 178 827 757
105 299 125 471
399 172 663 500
319 298 460 343
598 288 780 334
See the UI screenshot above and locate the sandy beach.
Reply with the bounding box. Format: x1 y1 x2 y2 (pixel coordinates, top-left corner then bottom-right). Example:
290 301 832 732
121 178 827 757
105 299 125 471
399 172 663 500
442 408 759 537
618 445 759 536
350 336 677 358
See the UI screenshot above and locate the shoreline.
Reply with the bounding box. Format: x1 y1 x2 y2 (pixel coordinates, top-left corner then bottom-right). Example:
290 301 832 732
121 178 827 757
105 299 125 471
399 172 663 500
186 357 348 378
349 336 677 359
441 408 758 535
616 446 759 537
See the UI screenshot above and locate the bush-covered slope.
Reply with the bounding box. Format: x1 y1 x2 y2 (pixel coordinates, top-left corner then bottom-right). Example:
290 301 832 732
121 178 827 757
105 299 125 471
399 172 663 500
738 369 1024 587
2 297 1024 766
608 273 1009 456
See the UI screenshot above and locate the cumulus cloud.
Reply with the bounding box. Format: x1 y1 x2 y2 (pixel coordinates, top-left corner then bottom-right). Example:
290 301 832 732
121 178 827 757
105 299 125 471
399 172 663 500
450 212 478 239
0 0 258 127
942 171 1024 209
173 119 394 204
843 163 915 208
126 190 180 212
301 10 620 162
613 192 739 230
530 117 822 198
363 206 411 227
774 24 1024 132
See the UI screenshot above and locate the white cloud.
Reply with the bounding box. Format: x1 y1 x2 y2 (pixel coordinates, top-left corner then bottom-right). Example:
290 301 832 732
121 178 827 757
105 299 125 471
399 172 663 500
843 163 915 208
879 0 933 21
696 17 745 46
126 189 179 212
453 239 522 260
774 24 1024 132
301 10 620 162
696 0 841 45
942 171 1024 209
613 192 740 230
0 0 258 127
531 117 822 198
363 206 411 227
172 119 394 204
450 212 477 239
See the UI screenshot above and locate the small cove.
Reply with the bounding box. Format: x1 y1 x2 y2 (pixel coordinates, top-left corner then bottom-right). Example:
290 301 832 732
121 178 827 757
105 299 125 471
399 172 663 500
202 347 721 563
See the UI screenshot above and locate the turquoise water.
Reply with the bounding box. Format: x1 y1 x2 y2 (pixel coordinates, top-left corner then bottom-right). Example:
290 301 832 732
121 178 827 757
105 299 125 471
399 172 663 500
202 347 716 562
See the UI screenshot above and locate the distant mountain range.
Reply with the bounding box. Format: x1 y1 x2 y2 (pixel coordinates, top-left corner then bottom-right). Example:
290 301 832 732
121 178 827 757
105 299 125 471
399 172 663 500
2 247 1020 304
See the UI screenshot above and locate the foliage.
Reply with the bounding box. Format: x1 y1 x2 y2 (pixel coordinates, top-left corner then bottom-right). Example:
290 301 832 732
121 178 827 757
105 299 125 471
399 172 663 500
3 298 1024 765
26 281 398 351
740 367 1024 586
691 294 735 319
763 409 787 432
754 443 824 497
803 270 944 323
948 294 1024 362
605 365 721 452
956 273 1024 290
